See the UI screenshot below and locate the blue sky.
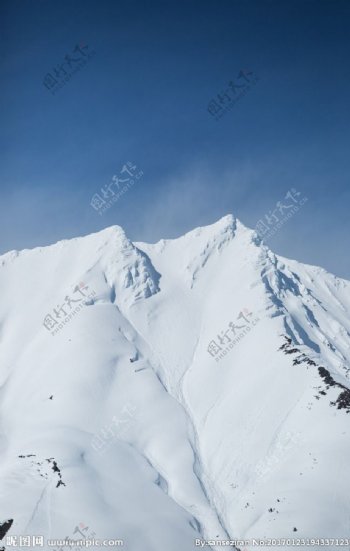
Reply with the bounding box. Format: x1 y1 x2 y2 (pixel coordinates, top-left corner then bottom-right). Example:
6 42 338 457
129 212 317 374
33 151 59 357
1 0 350 277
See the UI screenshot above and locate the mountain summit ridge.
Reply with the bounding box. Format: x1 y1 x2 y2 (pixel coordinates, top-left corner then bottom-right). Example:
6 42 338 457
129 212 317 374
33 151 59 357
0 216 349 551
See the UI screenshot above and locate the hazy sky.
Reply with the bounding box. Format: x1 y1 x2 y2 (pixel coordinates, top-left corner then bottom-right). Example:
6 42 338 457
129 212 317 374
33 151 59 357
1 0 350 278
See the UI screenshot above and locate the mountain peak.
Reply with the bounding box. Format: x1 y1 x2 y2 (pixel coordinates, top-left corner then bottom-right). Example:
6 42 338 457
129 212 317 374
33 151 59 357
181 213 237 241
0 213 349 549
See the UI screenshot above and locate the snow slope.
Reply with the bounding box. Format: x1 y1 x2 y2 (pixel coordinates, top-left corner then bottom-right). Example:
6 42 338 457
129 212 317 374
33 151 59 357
0 215 349 551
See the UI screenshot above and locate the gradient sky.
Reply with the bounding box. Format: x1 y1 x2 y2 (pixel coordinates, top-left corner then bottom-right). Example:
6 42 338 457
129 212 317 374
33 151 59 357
1 0 350 278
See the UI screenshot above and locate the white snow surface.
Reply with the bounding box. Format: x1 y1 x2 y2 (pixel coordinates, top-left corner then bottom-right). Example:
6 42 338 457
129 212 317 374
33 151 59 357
0 214 349 551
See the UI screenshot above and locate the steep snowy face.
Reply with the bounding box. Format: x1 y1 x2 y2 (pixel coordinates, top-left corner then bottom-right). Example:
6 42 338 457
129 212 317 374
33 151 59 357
0 216 349 551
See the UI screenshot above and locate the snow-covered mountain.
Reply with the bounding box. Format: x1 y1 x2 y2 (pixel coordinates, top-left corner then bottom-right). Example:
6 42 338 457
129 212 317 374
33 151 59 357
0 214 349 551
